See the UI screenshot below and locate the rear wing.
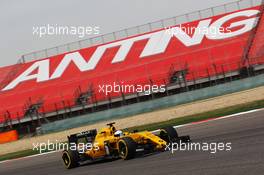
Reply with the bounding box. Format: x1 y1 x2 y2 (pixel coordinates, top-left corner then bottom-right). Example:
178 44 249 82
68 129 97 144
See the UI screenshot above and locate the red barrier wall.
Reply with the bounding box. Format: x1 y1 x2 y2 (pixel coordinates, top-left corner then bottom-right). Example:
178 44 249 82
0 6 263 122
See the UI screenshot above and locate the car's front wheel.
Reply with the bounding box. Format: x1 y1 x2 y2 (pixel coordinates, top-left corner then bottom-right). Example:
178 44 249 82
118 137 136 160
160 126 179 143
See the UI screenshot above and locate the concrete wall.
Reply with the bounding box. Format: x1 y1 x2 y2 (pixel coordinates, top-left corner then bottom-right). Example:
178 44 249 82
41 74 264 133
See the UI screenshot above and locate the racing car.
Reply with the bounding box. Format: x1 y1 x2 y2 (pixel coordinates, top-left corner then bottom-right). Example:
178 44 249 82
62 122 190 169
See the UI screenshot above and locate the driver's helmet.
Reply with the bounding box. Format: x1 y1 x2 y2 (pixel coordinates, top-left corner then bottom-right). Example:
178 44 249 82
114 130 123 137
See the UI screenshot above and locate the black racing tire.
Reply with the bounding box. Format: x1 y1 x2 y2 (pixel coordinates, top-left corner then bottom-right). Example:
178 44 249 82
62 150 80 169
118 137 137 160
160 126 179 143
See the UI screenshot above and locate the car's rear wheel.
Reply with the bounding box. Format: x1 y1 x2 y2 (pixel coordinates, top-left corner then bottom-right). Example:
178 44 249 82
118 137 136 160
160 126 179 143
62 150 79 169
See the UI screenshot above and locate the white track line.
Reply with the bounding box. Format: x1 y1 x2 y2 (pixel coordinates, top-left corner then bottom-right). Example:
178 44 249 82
153 108 264 133
1 107 263 164
0 151 59 164
175 108 264 127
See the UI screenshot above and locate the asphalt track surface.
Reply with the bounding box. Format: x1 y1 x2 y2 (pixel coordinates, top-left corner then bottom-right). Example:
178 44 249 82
1 110 264 175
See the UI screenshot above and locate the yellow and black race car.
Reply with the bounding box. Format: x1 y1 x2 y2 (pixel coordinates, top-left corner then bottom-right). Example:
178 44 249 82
62 122 190 169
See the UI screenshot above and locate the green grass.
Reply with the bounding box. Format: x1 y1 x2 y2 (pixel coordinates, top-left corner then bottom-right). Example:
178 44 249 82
0 149 39 162
0 99 264 162
0 143 67 162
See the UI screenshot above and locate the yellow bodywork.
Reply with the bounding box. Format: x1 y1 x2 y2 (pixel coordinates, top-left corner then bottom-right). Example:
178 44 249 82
85 125 167 159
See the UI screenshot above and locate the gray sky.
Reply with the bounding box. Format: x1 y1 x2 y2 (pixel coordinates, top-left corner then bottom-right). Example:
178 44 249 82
0 0 238 67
